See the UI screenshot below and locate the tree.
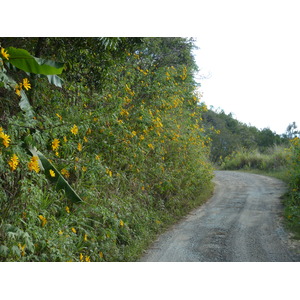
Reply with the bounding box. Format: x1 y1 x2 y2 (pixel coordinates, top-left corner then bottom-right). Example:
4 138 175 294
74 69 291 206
284 122 300 139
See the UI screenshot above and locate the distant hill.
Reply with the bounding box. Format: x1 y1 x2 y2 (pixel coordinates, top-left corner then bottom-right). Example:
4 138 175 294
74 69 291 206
202 108 289 163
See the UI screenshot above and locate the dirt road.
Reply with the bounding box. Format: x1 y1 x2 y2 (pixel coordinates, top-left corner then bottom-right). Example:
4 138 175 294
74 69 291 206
140 171 300 262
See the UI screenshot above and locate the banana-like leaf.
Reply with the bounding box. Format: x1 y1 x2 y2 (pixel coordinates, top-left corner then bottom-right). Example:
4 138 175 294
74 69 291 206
46 74 64 88
28 147 83 203
6 47 64 75
19 89 34 118
35 74 64 88
0 70 35 117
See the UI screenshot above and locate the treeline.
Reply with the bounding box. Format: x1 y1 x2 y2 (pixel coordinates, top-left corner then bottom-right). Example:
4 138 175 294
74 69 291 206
204 108 300 236
0 37 214 261
202 108 289 164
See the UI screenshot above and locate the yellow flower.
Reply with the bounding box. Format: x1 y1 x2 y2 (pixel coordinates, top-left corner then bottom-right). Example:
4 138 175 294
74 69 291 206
61 168 70 178
8 154 19 171
71 124 78 135
63 136 68 142
58 230 64 235
56 113 62 121
1 47 10 60
84 234 88 241
38 215 47 227
0 132 11 148
148 143 154 150
15 87 22 96
85 256 91 262
120 108 129 117
77 143 82 151
106 168 112 177
83 136 88 143
119 220 124 227
71 227 76 233
18 243 26 256
22 78 31 90
28 156 40 173
65 206 70 213
79 253 84 262
51 138 60 151
49 169 55 177
82 166 87 172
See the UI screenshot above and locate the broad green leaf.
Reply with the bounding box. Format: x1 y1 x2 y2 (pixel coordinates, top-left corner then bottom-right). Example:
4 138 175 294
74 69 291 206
28 147 83 203
6 47 64 75
35 74 64 88
19 90 34 118
46 74 64 87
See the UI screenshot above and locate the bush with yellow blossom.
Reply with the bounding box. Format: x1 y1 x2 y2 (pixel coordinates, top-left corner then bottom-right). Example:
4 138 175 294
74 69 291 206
0 38 214 262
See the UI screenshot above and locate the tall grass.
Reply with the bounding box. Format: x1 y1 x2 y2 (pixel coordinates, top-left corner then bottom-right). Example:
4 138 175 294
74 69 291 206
220 145 288 173
220 142 300 238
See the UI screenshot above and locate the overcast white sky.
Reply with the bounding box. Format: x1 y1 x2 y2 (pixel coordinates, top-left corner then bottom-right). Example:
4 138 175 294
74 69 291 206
6 1 300 135
192 1 300 135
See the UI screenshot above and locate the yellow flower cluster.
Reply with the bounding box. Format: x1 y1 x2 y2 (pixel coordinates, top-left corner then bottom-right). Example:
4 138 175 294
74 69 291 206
180 66 187 80
8 154 19 171
15 78 31 96
71 124 78 135
49 169 55 177
38 215 47 227
125 84 135 97
137 66 148 75
51 138 60 151
28 156 40 173
61 168 70 178
0 127 11 148
18 243 26 256
0 47 9 60
291 137 299 146
106 168 112 177
79 253 91 262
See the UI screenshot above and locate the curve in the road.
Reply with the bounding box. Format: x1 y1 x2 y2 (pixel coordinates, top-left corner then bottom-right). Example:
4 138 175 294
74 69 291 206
140 171 300 262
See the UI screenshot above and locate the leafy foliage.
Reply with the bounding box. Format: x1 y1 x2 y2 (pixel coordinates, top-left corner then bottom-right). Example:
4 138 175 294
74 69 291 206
283 137 300 236
0 38 213 261
202 108 288 163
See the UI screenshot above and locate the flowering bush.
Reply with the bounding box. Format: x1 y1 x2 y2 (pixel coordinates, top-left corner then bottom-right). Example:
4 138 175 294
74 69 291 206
0 38 214 261
284 137 300 233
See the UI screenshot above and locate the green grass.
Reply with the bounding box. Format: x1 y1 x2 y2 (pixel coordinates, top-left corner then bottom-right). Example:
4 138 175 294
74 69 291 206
220 144 300 240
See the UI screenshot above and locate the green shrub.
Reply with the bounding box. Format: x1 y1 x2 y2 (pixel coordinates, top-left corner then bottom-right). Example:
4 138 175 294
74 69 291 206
0 38 214 261
220 146 288 171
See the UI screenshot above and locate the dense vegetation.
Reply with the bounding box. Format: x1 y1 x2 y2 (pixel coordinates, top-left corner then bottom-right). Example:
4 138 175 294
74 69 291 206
204 108 300 237
1 37 299 262
0 37 214 261
202 108 288 164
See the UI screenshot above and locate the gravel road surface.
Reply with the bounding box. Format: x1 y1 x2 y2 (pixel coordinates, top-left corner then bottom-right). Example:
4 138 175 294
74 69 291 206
140 171 300 262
